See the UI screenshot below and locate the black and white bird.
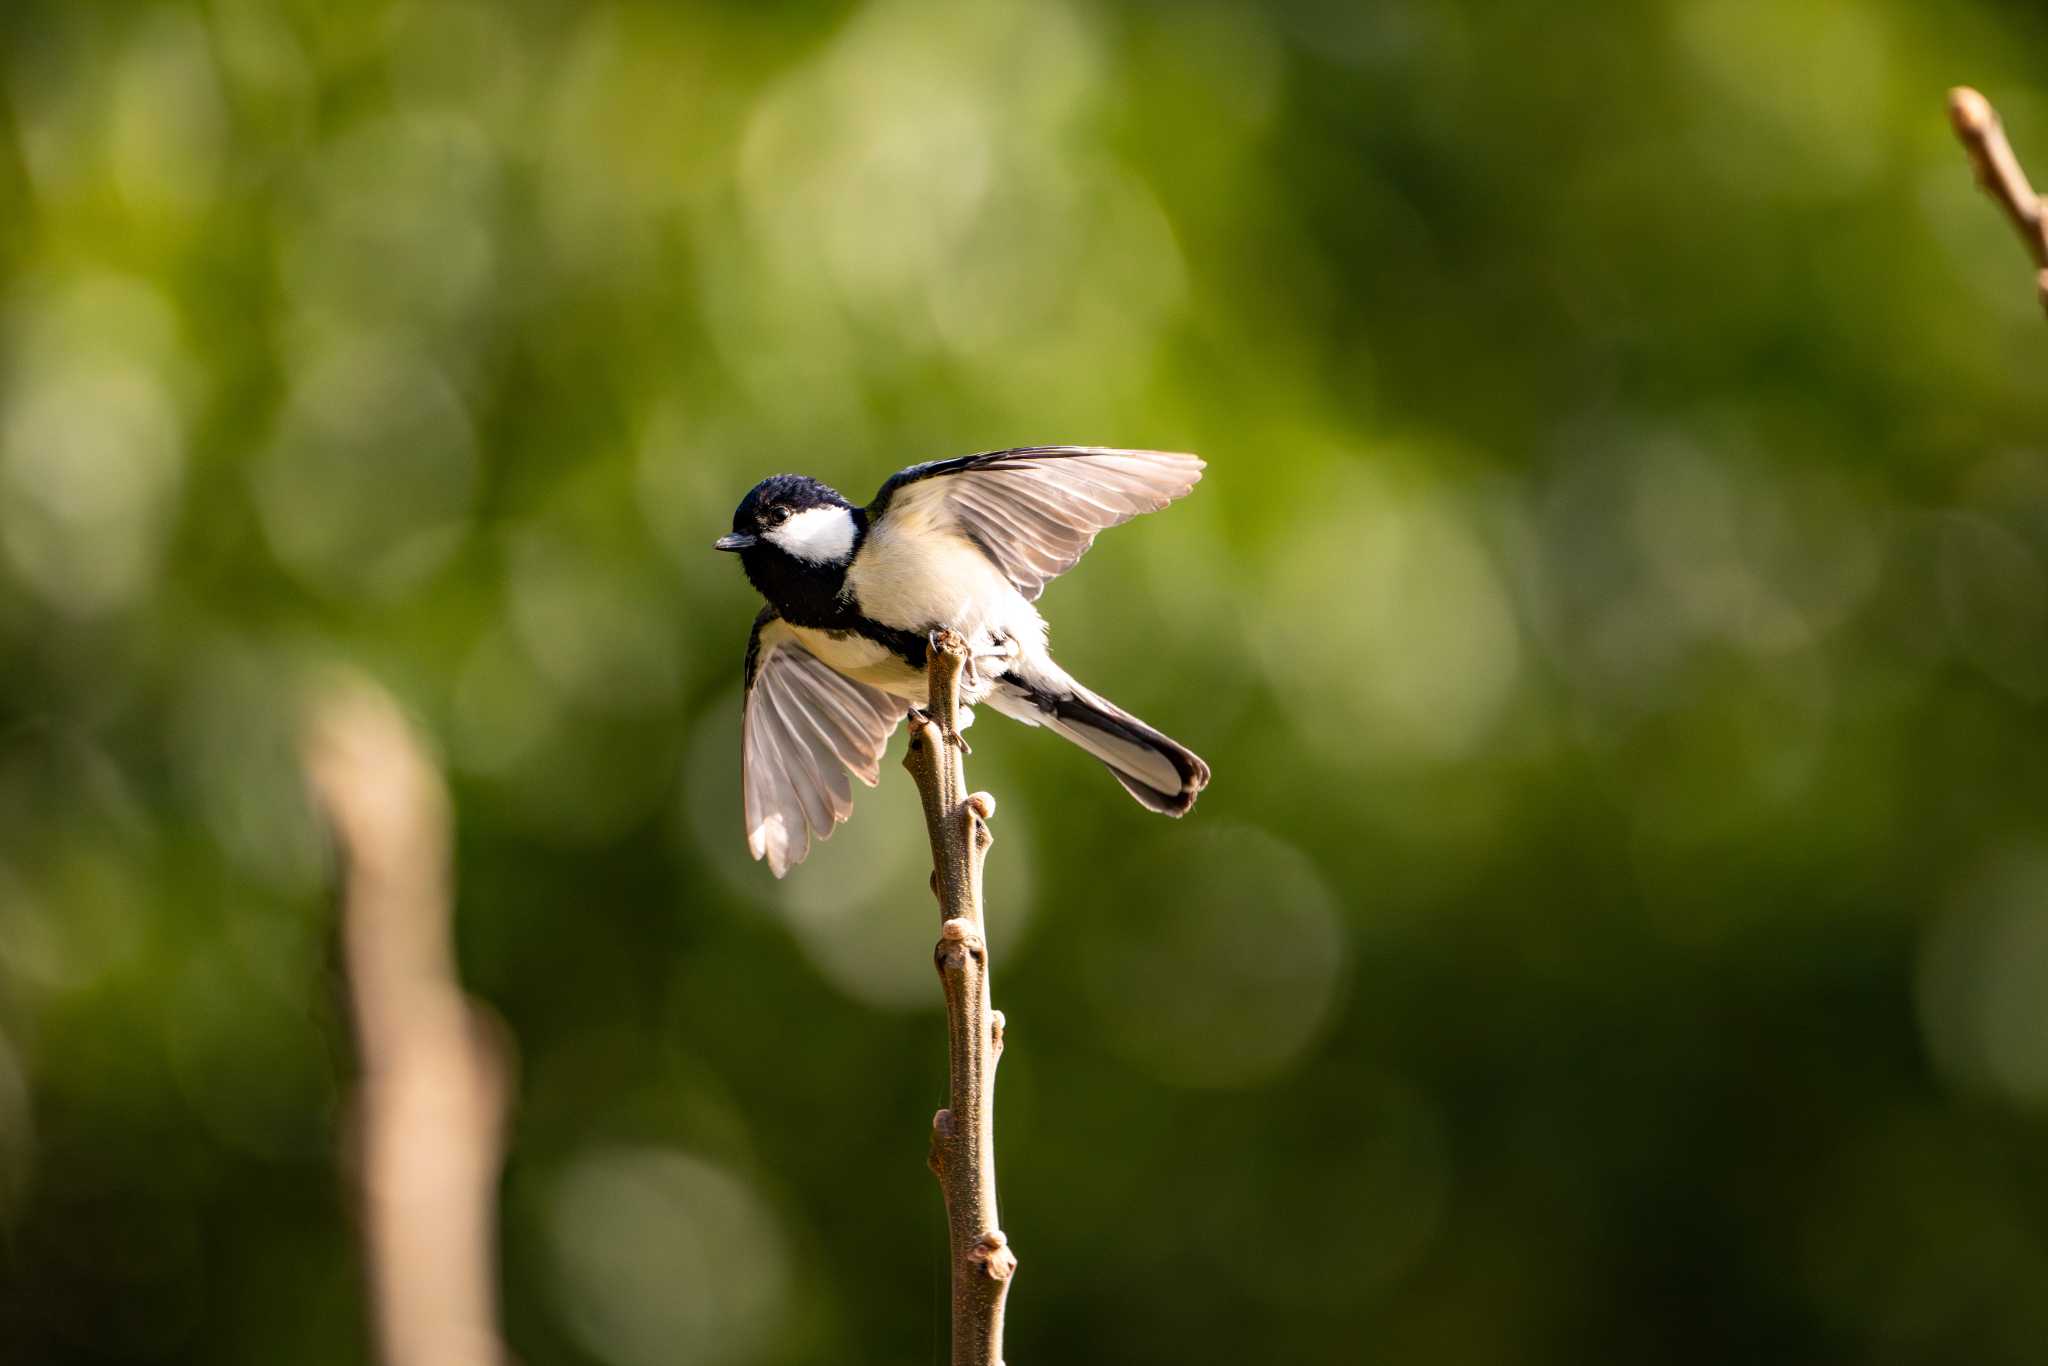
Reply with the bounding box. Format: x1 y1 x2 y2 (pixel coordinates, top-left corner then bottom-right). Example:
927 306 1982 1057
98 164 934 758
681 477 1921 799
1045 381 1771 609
715 446 1211 877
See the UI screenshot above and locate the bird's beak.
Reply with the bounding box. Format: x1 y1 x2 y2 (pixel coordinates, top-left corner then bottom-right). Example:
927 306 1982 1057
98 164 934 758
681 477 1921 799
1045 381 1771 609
713 533 757 552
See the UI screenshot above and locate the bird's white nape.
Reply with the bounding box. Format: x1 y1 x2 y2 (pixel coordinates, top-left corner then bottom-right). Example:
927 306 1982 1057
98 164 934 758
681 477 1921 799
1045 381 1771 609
765 506 857 564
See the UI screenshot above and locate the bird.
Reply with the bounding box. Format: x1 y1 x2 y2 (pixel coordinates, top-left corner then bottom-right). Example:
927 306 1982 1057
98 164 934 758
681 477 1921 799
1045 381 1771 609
715 446 1211 877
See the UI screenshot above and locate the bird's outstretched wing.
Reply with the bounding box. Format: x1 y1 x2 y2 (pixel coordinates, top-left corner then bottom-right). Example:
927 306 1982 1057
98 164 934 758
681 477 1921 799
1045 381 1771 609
742 609 905 877
868 446 1204 602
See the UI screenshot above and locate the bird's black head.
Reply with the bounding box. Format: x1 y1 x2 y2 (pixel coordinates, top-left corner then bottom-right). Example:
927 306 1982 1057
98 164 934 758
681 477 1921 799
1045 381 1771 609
715 473 862 618
716 474 850 550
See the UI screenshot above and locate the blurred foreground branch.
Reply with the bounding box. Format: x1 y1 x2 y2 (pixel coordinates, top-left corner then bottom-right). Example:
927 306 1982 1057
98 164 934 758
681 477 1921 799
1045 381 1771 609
1948 86 2048 318
904 632 1017 1366
303 682 512 1366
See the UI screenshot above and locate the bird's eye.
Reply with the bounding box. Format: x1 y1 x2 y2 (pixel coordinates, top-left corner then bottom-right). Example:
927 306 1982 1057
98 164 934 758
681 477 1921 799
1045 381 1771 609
764 507 791 526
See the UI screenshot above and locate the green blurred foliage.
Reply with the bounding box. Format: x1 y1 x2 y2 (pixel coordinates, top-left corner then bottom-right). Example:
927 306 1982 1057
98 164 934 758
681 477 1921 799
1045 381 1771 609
3 0 2048 1362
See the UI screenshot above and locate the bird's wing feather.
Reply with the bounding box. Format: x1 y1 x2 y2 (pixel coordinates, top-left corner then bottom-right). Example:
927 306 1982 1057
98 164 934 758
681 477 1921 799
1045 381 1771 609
868 446 1203 601
743 609 905 877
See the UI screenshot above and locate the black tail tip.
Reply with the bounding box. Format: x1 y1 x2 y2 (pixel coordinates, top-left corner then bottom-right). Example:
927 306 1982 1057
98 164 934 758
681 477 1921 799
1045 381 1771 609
1107 748 1210 816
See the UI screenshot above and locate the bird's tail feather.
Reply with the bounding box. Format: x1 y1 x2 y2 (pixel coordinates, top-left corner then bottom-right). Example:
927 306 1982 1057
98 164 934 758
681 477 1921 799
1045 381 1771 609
989 663 1210 815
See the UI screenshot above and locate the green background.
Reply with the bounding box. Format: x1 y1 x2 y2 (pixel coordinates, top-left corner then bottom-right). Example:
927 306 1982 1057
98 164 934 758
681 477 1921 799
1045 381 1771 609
4 1 2048 1362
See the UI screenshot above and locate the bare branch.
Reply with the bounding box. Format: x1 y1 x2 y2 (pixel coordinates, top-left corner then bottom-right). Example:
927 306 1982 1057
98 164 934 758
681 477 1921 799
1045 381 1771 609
903 632 1016 1366
1948 86 2048 317
303 681 512 1366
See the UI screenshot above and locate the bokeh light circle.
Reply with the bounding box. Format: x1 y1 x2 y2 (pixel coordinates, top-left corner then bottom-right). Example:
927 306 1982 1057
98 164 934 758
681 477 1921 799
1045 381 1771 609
1083 823 1348 1088
544 1147 791 1366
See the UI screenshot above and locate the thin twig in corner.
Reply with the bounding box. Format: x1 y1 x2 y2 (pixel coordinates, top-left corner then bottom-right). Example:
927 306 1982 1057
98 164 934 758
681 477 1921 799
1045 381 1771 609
303 681 512 1366
1948 86 2048 317
903 631 1017 1366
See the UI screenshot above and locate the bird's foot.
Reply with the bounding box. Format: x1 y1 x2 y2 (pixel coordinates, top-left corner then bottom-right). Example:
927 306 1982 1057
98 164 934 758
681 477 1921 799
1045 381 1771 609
952 632 990 690
930 626 1006 691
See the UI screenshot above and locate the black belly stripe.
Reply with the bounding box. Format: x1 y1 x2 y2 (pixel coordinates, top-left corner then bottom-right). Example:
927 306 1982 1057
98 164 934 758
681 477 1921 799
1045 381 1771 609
855 620 931 670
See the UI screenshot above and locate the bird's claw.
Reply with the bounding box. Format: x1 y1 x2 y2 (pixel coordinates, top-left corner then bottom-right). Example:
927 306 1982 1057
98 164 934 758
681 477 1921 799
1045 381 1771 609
927 628 984 690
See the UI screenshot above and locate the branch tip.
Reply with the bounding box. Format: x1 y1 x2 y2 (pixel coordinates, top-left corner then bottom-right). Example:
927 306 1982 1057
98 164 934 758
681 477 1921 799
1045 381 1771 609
1949 85 1992 136
1946 84 2048 297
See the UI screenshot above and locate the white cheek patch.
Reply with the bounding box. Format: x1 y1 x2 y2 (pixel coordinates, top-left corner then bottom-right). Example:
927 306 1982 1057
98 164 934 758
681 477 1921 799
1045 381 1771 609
765 506 857 564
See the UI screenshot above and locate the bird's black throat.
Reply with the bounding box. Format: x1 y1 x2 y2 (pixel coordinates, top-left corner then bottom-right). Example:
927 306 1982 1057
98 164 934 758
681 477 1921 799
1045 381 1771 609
737 540 856 631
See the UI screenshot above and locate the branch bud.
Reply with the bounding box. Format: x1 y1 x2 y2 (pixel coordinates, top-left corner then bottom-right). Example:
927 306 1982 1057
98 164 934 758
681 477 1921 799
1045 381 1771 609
970 1230 1019 1282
